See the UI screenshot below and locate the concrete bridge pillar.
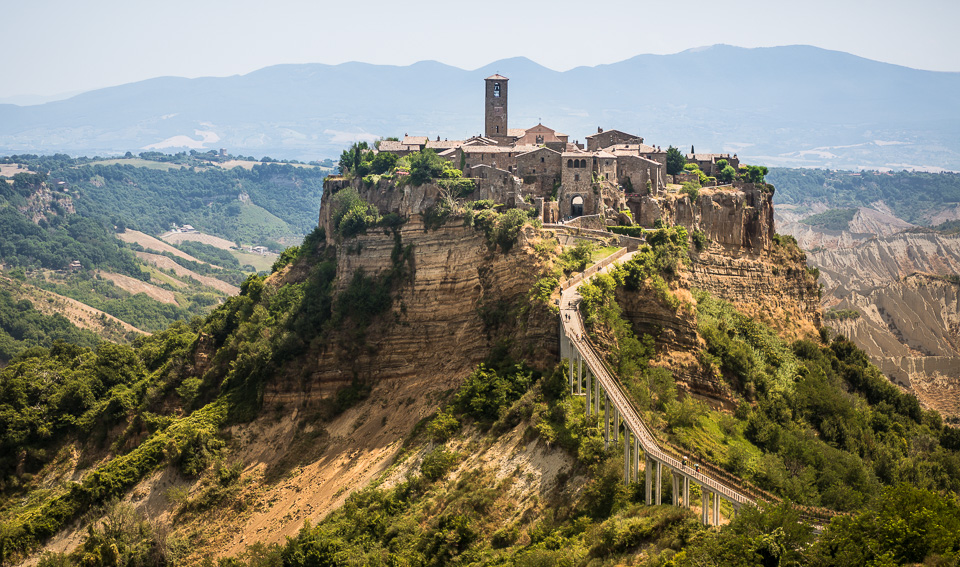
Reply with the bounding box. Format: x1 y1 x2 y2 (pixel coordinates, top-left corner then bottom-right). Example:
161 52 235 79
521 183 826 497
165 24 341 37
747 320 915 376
655 460 662 505
632 436 639 484
586 370 592 415
671 471 680 506
594 375 601 414
701 488 710 525
613 406 619 443
713 492 721 526
604 395 610 450
577 358 583 394
683 476 690 509
622 429 631 485
645 457 653 505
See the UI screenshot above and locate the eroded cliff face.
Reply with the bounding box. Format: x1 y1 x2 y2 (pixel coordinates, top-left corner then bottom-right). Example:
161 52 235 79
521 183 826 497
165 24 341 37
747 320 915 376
657 186 820 337
797 233 960 419
265 216 558 410
617 186 821 405
827 273 960 418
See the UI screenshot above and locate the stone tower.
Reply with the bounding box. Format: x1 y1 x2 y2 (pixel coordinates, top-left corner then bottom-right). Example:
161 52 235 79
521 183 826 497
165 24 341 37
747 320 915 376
485 74 508 139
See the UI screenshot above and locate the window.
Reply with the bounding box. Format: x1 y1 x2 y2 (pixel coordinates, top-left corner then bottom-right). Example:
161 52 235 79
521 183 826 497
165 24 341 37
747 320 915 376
567 159 573 168
540 157 545 163
575 174 580 181
494 83 501 97
495 126 499 134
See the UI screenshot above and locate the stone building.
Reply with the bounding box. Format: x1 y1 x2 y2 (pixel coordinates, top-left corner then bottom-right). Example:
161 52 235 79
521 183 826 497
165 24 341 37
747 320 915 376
374 74 708 223
513 123 569 151
585 128 643 151
686 153 740 176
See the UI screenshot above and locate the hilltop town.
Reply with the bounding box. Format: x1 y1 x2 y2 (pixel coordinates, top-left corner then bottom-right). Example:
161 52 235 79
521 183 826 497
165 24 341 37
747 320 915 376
369 74 749 226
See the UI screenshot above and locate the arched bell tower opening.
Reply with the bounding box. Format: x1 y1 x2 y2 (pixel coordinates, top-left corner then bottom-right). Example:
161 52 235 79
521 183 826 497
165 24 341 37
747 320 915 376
485 75 508 139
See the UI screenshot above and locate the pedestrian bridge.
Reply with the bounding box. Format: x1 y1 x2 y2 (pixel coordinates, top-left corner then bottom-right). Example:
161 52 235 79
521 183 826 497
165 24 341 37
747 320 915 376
558 247 838 527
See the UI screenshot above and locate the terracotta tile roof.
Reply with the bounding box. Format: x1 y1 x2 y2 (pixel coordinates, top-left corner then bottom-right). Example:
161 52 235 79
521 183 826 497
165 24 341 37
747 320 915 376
486 74 509 81
507 128 527 137
609 144 661 155
464 136 498 146
425 140 464 149
593 150 617 159
402 136 428 145
378 141 418 152
516 146 561 158
585 128 636 139
462 146 516 153
688 153 731 161
617 154 661 165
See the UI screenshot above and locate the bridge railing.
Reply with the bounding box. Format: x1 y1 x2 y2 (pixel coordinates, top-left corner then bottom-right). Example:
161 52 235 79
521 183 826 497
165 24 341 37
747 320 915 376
564 251 847 522
583 336 752 503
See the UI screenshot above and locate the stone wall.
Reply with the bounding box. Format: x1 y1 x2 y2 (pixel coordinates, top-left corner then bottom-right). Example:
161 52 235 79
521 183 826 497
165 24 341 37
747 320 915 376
618 154 662 196
517 147 562 199
586 129 641 151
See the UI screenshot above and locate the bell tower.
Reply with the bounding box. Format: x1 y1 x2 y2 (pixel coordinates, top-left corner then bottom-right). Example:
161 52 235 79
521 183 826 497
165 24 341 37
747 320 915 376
484 75 508 139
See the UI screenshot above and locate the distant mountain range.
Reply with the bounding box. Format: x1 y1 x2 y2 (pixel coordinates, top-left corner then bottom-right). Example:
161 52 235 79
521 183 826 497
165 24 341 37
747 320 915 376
2 45 958 170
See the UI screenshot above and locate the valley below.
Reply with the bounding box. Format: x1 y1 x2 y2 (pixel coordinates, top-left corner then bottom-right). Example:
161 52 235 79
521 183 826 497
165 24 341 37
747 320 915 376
772 169 960 420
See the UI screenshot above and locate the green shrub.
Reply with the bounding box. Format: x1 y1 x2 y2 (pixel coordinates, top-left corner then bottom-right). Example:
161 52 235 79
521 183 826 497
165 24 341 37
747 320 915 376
824 309 860 321
427 410 460 442
421 446 461 482
608 226 644 238
680 183 699 201
407 150 447 185
423 197 454 231
556 240 595 274
691 230 708 251
453 364 535 423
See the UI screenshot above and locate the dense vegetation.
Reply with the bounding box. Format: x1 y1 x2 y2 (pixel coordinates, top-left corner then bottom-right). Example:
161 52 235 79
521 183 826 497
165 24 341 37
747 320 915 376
0 288 101 362
769 168 960 224
3 154 328 243
0 153 311 341
0 195 143 277
800 208 857 231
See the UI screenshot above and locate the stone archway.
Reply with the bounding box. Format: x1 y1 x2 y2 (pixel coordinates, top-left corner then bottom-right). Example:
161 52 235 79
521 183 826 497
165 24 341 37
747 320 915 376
571 194 584 218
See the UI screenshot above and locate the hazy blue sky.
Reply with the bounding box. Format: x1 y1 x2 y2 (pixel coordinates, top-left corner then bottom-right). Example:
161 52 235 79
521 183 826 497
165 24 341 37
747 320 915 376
4 0 958 100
